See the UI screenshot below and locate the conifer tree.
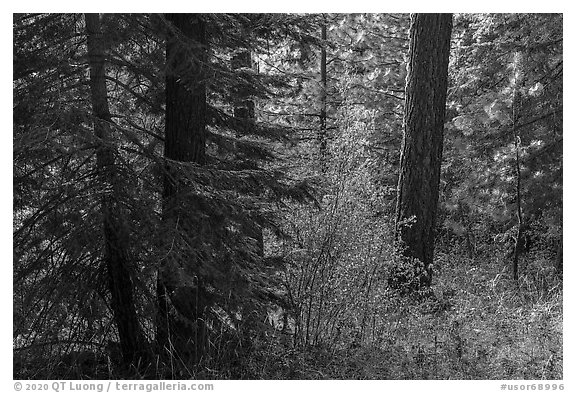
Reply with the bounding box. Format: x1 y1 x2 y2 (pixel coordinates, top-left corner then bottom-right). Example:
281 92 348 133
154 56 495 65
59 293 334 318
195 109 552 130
156 13 209 361
85 12 146 365
392 13 452 291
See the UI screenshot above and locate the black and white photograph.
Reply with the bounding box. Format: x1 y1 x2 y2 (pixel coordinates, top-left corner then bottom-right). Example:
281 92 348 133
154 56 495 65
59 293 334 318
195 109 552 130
13 11 563 383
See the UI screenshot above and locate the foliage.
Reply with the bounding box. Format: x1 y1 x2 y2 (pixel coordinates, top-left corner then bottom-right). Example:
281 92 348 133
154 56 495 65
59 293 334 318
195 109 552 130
279 84 393 348
13 13 319 376
441 13 562 261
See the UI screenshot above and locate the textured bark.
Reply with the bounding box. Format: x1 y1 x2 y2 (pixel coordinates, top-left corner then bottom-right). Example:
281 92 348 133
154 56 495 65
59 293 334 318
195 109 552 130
157 13 208 363
164 14 207 168
84 13 145 364
394 14 452 288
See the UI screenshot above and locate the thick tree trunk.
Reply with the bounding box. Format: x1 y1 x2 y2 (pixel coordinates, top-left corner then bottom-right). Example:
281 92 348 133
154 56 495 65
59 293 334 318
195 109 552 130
393 14 452 290
84 13 145 364
164 14 207 168
157 13 208 362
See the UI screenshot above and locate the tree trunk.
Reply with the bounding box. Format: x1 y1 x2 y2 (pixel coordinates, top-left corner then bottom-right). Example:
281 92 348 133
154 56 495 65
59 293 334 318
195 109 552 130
511 138 523 281
457 202 475 258
231 49 255 134
511 53 524 281
84 13 145 365
157 13 208 362
555 240 563 277
164 14 207 167
393 14 452 291
231 48 264 256
319 19 328 168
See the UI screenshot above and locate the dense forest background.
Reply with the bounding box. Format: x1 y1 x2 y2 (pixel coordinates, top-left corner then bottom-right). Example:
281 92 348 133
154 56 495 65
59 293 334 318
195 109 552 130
13 13 562 380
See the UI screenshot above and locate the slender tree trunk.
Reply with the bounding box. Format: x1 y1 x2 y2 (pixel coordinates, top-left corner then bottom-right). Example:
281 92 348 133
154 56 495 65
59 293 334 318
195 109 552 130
84 13 145 364
511 53 524 281
393 14 452 290
231 49 255 133
157 13 208 362
319 19 328 168
458 202 475 258
231 48 264 256
512 119 523 281
555 240 562 277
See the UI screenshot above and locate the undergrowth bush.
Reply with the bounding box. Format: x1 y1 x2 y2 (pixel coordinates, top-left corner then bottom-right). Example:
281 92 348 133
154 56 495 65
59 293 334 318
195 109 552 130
242 251 562 380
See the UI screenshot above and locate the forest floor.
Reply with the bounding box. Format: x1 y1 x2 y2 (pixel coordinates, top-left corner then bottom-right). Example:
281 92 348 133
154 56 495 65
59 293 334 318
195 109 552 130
15 252 562 380
243 252 563 380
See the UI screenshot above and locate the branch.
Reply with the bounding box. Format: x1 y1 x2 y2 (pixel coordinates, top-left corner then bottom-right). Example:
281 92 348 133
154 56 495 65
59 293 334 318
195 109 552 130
115 114 164 142
104 75 163 113
517 110 562 131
